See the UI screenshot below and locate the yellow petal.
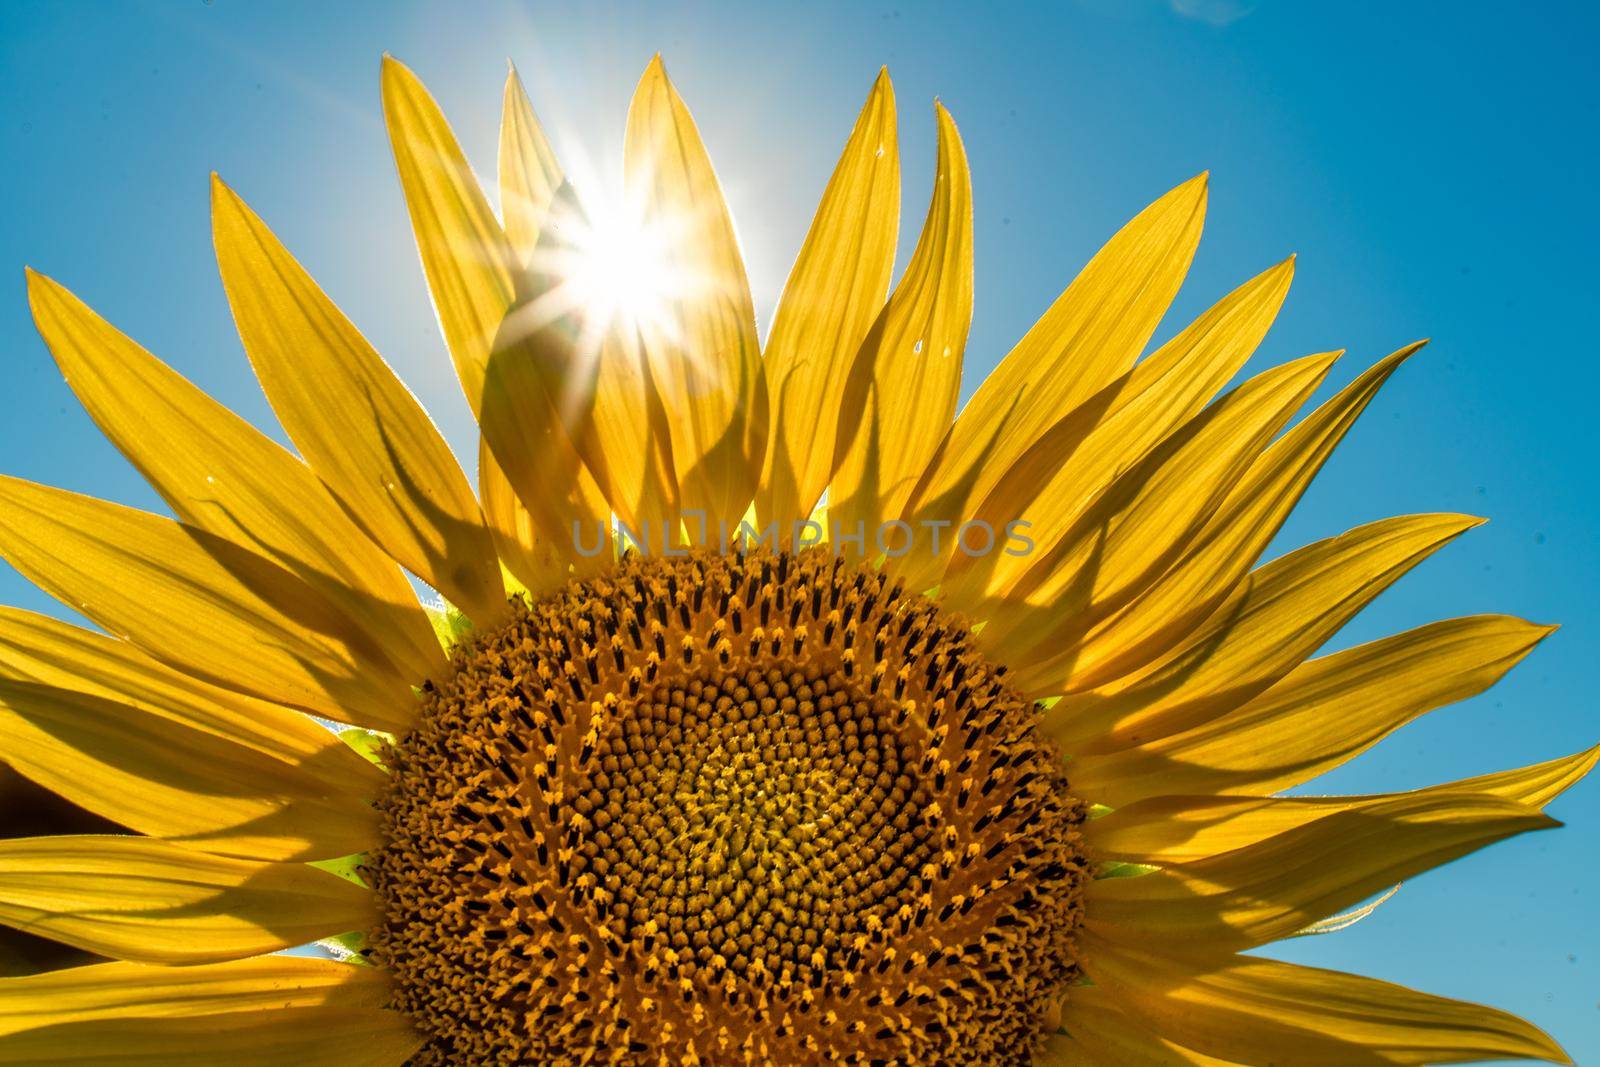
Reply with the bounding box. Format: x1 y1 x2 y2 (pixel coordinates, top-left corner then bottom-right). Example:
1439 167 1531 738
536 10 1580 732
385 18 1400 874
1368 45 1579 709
1051 988 1243 1065
626 56 767 528
1050 512 1482 752
1087 748 1595 864
581 326 681 533
385 61 604 559
477 438 571 598
0 683 376 862
210 178 506 626
499 63 562 264
1070 614 1555 806
0 1006 419 1066
907 172 1209 537
904 258 1293 596
480 187 656 545
0 836 372 965
383 55 599 570
1034 1034 1085 1067
25 270 442 685
1086 792 1554 950
978 351 1336 663
758 69 899 527
829 101 971 538
0 477 414 732
382 54 517 414
0 607 372 771
0 955 388 1037
1458 744 1600 807
1082 936 1572 1065
1062 343 1421 691
500 174 683 537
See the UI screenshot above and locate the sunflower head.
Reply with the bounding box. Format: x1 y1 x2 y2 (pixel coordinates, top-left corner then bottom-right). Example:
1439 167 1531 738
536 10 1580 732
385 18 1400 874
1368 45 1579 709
0 48 1587 1067
370 547 1089 1063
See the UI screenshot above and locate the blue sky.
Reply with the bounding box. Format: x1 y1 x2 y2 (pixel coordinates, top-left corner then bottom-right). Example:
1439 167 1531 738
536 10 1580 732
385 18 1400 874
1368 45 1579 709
2 1 1596 1059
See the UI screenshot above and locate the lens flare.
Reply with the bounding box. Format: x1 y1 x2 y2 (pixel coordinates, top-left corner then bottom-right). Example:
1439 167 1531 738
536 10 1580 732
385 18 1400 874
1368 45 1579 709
521 176 685 347
563 207 676 331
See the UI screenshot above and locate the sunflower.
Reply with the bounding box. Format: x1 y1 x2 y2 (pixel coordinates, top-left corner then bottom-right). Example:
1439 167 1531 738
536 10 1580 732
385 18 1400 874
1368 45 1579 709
0 52 1588 1066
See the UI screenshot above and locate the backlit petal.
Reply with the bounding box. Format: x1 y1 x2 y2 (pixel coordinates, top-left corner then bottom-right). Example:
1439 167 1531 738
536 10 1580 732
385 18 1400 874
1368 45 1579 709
0 477 414 731
477 438 572 597
0 682 376 861
829 101 972 539
0 1006 419 1066
0 836 372 965
1061 343 1420 691
499 63 562 264
480 186 654 546
972 351 1336 663
0 955 388 1037
908 173 1209 535
581 326 681 533
211 178 506 625
1087 747 1595 864
903 258 1292 595
1082 937 1572 1065
382 55 517 413
1050 512 1482 752
1086 792 1554 950
1051 988 1243 1065
1070 615 1556 806
25 270 442 684
758 69 899 527
626 56 767 528
0 607 369 767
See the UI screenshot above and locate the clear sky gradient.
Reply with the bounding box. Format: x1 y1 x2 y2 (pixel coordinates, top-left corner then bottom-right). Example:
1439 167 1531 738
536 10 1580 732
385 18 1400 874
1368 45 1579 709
2 2 1595 1060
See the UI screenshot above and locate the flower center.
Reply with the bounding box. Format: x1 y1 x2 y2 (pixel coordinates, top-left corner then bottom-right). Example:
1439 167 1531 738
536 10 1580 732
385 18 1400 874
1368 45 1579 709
369 548 1089 1065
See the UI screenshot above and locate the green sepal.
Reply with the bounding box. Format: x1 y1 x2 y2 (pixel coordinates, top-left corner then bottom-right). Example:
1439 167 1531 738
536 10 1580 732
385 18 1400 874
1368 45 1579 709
424 601 475 650
316 929 374 966
311 851 369 887
339 726 393 769
1094 860 1159 880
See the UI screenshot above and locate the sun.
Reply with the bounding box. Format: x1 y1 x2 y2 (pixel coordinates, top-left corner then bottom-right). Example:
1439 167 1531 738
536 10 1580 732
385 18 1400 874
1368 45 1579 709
520 177 682 343
563 201 677 331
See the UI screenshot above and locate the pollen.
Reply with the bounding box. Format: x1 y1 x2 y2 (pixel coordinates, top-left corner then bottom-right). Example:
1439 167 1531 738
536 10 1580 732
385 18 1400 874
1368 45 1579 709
369 548 1090 1065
